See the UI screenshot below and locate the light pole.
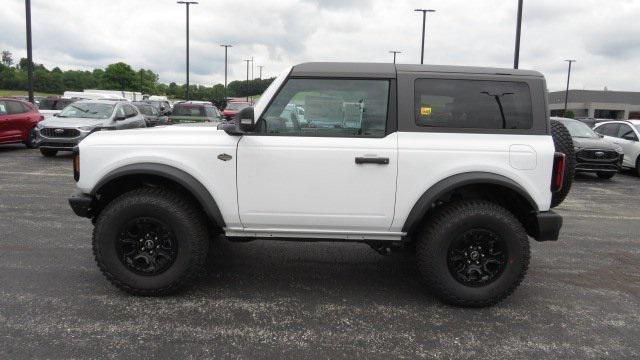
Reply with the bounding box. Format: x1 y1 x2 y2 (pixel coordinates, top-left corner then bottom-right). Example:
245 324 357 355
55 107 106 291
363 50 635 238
220 44 232 99
257 65 264 79
244 59 251 102
250 57 254 80
513 0 524 69
414 9 435 64
389 50 402 64
24 0 34 104
563 59 576 116
177 1 198 100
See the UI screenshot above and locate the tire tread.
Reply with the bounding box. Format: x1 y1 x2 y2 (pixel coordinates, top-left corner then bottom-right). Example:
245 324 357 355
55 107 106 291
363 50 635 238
416 200 530 307
92 186 209 296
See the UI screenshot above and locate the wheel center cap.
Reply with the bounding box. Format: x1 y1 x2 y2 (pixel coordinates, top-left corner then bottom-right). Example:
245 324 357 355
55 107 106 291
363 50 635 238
145 240 155 249
470 251 480 260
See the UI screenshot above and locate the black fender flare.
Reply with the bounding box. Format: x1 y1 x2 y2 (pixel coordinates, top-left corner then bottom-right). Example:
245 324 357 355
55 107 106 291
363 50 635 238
402 172 538 234
92 163 225 228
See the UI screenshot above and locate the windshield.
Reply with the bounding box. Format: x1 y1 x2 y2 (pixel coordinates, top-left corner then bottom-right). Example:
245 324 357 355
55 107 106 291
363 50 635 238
58 103 115 119
38 99 56 110
561 120 600 138
136 105 154 115
635 124 640 133
172 105 205 117
225 102 249 110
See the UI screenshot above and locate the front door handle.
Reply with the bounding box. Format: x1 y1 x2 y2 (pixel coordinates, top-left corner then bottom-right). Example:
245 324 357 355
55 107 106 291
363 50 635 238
355 156 389 165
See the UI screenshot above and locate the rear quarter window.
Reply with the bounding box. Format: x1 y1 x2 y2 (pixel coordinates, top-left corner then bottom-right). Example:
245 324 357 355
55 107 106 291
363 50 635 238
414 79 533 130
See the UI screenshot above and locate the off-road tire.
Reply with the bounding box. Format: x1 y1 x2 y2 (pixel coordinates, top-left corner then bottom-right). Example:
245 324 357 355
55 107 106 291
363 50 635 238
416 200 530 307
25 128 38 149
93 187 209 296
596 172 615 179
550 119 575 208
39 148 58 157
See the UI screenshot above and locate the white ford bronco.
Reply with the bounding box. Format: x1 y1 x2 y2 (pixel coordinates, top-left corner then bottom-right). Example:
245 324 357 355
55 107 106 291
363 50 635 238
69 63 567 307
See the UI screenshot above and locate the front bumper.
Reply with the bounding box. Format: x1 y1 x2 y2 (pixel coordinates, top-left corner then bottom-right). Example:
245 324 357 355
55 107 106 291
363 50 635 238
575 151 623 173
37 128 91 150
529 210 563 241
68 191 93 218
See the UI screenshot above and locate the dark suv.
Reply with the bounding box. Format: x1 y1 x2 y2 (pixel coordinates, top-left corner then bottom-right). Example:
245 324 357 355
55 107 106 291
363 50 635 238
554 117 623 179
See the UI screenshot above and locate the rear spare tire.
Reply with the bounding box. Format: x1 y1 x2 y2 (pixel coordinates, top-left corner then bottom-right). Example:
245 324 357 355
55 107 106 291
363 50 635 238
550 119 575 208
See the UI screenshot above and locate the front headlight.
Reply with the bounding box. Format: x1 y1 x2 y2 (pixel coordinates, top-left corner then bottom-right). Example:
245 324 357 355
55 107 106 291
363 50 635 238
36 122 45 130
77 126 94 131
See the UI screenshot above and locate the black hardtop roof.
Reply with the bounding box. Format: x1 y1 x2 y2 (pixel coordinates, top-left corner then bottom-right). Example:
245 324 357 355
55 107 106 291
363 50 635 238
291 62 543 78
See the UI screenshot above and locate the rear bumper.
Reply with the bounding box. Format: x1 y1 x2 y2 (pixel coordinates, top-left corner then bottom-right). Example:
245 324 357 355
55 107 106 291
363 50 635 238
529 210 563 241
68 191 93 218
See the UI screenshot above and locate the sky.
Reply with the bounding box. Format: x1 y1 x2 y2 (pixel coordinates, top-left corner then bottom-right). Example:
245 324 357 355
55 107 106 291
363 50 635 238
1 0 639 92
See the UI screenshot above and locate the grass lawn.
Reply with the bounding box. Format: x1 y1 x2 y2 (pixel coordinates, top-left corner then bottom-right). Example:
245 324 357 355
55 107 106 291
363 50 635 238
0 89 60 97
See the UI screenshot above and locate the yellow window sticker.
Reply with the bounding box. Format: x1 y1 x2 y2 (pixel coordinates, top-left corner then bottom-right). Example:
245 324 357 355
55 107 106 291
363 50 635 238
420 106 432 116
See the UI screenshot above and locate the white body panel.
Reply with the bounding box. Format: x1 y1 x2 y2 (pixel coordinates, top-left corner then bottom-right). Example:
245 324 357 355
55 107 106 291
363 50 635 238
235 133 398 232
77 127 243 229
390 132 555 232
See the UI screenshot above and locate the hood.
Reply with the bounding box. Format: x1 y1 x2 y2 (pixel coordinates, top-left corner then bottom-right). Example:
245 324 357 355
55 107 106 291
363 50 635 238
572 137 622 153
81 123 230 148
39 117 108 128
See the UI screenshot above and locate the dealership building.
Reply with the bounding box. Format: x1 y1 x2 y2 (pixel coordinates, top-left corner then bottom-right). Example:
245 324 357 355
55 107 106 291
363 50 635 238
548 90 640 120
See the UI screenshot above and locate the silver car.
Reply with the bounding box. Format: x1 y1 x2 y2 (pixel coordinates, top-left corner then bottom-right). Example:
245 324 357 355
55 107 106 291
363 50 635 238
36 100 146 157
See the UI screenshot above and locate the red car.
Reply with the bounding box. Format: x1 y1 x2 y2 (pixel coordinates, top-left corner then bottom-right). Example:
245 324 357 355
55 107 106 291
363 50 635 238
0 98 43 148
222 101 251 120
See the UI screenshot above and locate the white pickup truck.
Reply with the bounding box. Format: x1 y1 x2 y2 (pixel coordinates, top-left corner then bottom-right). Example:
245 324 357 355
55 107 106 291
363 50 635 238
69 63 568 307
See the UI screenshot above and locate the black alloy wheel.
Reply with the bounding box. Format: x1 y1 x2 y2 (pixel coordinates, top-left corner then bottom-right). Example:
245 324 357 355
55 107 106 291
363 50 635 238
447 228 507 287
116 217 178 275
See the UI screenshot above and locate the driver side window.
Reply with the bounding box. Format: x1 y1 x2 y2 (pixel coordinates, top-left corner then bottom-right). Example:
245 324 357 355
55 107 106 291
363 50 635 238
116 106 126 118
258 78 389 137
618 124 638 141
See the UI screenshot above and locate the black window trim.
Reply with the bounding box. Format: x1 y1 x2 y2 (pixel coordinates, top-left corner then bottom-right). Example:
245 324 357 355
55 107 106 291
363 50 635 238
251 76 397 139
396 72 549 135
412 77 534 132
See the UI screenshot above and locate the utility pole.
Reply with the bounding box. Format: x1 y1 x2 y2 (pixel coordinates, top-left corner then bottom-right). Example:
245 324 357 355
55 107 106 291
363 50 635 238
513 0 524 69
257 65 264 79
220 44 232 99
177 1 198 100
414 9 435 64
25 0 34 104
250 57 254 80
244 59 251 102
563 59 576 116
389 50 402 64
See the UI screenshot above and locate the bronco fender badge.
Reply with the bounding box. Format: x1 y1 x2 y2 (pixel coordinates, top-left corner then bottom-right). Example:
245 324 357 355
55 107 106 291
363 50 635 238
217 153 232 161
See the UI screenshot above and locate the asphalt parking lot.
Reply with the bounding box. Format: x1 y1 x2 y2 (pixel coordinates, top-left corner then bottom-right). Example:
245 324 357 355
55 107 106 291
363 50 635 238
1 145 639 359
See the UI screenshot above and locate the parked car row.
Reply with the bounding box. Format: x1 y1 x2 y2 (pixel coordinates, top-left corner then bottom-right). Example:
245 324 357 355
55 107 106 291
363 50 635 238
553 117 640 179
0 95 255 157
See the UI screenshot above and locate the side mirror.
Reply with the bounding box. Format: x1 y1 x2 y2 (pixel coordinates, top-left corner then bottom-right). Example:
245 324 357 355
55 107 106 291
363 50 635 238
235 107 255 132
53 113 59 117
218 122 243 136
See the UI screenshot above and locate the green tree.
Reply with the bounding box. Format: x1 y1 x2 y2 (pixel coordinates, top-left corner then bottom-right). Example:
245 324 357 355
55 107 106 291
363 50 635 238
103 62 137 90
1 50 13 67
